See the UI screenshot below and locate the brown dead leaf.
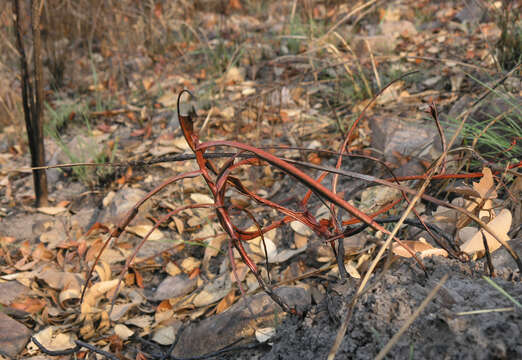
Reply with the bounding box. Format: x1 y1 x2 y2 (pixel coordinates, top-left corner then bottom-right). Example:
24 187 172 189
133 267 144 288
228 0 242 10
142 77 154 91
216 289 236 314
98 311 111 333
447 186 482 198
294 233 308 249
35 265 82 290
10 297 46 314
32 243 54 261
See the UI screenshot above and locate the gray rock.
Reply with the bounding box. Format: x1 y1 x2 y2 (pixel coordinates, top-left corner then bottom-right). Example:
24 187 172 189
370 116 437 162
46 134 108 185
171 286 311 358
98 187 150 226
151 274 198 301
0 281 30 305
456 2 485 23
0 312 32 357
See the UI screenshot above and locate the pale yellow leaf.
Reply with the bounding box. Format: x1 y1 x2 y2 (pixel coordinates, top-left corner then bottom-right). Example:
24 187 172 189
37 206 68 215
460 209 511 255
172 136 192 151
32 327 76 351
193 274 231 307
190 193 214 204
125 315 153 329
172 216 184 234
345 260 361 279
59 288 81 308
294 233 308 249
392 240 448 258
127 224 164 241
81 279 119 316
473 167 497 199
180 257 200 273
114 324 134 340
166 262 182 276
255 327 276 343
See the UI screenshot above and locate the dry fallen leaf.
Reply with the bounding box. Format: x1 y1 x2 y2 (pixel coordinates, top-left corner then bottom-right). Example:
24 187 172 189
294 233 308 249
114 324 134 340
193 274 231 307
37 206 68 215
345 260 361 279
392 240 448 258
190 193 214 204
31 327 76 351
180 257 201 273
216 289 236 314
125 315 153 329
473 167 497 200
166 262 182 276
81 279 119 317
460 209 512 255
255 327 276 343
152 322 183 345
290 221 313 236
10 296 46 314
127 224 164 241
359 186 401 213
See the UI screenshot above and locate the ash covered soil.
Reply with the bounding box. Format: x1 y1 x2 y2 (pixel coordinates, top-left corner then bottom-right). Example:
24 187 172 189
227 256 521 360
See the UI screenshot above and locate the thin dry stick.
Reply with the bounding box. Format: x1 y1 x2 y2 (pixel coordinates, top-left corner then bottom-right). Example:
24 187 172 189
324 0 378 36
366 39 381 89
456 307 514 316
374 273 449 360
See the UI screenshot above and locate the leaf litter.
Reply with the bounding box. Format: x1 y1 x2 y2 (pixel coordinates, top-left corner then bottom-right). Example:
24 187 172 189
0 1 520 359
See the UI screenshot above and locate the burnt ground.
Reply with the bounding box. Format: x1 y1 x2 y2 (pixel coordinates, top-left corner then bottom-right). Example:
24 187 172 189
257 257 521 360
